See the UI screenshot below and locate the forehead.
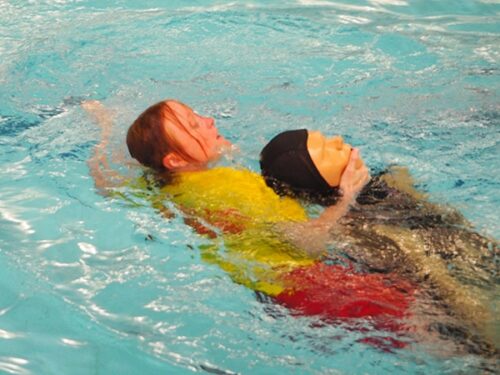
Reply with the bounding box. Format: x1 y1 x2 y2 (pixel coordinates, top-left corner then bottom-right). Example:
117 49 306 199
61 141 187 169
162 101 206 159
166 101 193 118
164 101 199 137
163 101 196 134
307 131 327 148
162 116 206 162
308 130 325 140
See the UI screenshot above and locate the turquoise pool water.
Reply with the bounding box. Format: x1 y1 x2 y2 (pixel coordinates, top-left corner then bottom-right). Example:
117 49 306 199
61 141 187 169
0 0 498 374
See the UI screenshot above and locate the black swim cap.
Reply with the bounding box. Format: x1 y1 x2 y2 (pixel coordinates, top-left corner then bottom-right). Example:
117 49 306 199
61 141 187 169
260 129 341 205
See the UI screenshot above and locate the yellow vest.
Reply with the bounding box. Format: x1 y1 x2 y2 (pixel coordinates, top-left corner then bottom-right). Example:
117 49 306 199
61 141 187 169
161 167 315 295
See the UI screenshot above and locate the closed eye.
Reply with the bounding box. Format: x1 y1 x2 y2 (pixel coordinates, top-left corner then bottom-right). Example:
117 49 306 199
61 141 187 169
189 114 200 129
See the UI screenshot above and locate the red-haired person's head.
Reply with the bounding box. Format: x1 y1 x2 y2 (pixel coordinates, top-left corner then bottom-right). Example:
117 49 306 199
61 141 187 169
126 100 230 173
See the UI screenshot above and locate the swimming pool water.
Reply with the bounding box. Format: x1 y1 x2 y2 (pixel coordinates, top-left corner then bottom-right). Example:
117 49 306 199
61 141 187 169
0 1 499 374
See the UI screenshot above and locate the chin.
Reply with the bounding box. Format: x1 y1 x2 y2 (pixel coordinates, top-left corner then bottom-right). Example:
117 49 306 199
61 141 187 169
217 136 231 147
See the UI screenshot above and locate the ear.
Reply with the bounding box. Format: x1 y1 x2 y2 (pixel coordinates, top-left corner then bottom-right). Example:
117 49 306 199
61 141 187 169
162 152 189 170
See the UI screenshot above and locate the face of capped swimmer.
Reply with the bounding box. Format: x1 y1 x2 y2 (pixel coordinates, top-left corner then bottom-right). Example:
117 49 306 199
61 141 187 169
162 100 231 170
307 130 364 187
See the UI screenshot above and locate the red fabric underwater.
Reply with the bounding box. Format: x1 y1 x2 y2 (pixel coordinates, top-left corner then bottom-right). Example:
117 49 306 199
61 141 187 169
277 262 414 319
275 262 415 349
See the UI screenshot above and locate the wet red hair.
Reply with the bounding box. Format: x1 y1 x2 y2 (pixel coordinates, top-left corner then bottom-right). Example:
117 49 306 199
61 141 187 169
126 100 196 171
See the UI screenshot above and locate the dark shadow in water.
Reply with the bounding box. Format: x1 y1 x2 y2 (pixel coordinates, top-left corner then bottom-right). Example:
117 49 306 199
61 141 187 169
199 363 238 375
0 116 41 137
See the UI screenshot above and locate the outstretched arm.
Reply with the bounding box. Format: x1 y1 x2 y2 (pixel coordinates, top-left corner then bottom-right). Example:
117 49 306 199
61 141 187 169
83 100 126 195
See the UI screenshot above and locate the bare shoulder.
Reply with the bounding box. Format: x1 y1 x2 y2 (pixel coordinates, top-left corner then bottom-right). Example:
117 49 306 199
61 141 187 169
379 165 428 201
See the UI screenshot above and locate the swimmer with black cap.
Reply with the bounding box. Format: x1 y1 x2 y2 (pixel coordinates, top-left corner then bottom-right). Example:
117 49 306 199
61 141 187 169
260 129 499 356
258 129 372 258
260 128 369 206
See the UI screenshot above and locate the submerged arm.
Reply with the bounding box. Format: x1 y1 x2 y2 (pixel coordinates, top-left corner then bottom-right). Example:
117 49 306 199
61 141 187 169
83 100 127 195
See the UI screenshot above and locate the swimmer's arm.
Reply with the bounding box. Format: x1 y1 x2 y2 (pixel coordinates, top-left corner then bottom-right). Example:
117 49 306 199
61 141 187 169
313 148 370 227
277 149 370 256
83 100 127 195
276 197 355 258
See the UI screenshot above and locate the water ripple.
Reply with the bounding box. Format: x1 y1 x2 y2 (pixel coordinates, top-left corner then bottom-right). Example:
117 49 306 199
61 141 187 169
0 1 498 374
0 357 30 375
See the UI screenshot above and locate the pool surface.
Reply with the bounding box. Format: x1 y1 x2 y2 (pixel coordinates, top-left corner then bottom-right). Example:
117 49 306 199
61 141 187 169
0 0 499 374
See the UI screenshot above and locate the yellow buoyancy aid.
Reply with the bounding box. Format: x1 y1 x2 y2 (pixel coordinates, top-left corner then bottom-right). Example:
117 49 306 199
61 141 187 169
161 167 315 295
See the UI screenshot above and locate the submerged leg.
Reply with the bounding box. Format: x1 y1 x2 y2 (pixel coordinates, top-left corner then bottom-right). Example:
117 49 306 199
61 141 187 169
372 224 498 356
